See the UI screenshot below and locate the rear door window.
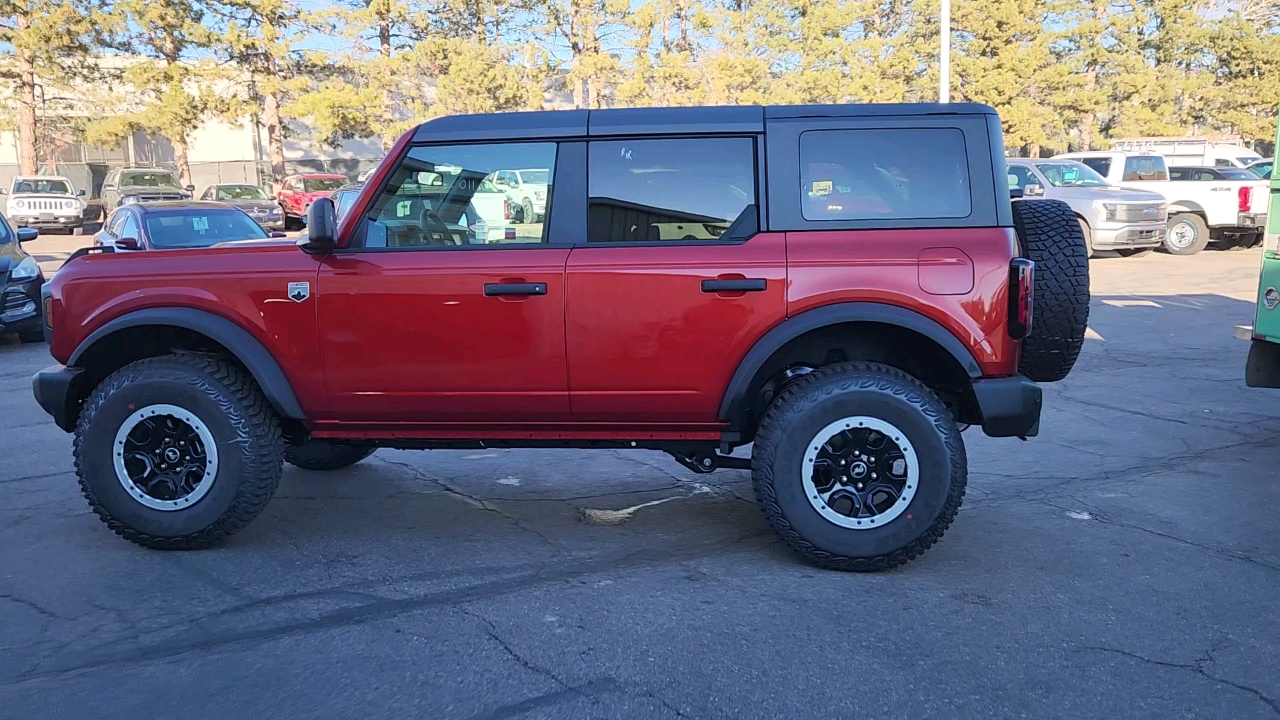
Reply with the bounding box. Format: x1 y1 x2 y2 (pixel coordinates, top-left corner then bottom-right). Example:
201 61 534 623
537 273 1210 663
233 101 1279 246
1122 155 1167 181
1078 157 1112 177
586 138 756 243
799 128 971 221
1007 165 1037 190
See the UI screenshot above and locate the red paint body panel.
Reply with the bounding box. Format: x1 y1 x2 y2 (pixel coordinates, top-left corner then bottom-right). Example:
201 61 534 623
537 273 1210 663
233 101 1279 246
310 424 723 441
564 233 787 422
315 248 572 422
786 228 1019 377
46 244 327 413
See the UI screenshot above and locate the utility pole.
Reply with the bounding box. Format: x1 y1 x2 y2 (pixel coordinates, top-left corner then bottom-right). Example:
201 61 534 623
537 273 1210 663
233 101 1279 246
940 0 951 103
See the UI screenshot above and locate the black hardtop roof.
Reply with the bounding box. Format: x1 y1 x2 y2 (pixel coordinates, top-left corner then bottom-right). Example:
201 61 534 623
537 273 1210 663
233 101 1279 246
411 103 998 143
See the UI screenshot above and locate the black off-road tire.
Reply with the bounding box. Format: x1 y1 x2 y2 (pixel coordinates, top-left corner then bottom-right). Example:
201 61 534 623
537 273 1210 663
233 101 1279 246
285 440 375 471
74 354 284 550
1164 213 1210 256
751 362 967 572
1012 199 1090 383
18 330 44 343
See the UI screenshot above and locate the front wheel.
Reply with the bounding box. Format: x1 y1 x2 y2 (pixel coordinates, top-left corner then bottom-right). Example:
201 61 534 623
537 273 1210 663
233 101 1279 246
1164 214 1210 255
74 354 284 549
522 198 535 225
751 362 966 572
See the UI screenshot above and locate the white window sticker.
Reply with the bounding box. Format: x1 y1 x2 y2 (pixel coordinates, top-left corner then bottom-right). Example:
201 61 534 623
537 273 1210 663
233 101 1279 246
193 216 209 231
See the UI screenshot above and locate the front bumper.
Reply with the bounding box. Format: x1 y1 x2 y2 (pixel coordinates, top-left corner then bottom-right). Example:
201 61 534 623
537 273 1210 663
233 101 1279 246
973 375 1042 438
12 215 82 230
32 365 86 432
0 277 43 335
1093 222 1166 249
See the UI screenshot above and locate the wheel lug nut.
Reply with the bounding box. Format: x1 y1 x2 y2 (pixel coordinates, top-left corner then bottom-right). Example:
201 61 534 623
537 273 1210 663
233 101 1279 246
871 473 877 479
857 483 864 489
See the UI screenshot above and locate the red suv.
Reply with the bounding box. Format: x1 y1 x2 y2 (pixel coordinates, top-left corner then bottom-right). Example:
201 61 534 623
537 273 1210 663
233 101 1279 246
33 105 1089 570
276 173 348 225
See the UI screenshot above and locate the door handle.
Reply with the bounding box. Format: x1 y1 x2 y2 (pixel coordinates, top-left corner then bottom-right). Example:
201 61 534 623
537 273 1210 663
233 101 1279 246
701 278 767 293
484 282 547 297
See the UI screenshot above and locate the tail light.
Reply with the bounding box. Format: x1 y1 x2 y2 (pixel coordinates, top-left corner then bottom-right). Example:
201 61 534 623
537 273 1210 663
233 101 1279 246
504 198 511 220
1239 185 1253 213
1008 258 1035 340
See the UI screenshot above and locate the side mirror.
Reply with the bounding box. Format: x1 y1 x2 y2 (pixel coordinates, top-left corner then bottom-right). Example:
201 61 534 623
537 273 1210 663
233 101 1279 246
1023 183 1045 197
298 197 336 254
270 231 286 238
184 185 195 193
16 227 38 242
76 189 86 197
103 184 116 191
0 188 8 195
115 237 140 250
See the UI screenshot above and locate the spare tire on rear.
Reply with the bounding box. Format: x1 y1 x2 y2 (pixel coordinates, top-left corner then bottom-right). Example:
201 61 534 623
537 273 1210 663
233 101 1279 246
1012 199 1090 382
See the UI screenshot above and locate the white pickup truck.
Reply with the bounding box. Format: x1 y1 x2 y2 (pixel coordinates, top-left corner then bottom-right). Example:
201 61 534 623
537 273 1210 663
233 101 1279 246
1054 150 1267 255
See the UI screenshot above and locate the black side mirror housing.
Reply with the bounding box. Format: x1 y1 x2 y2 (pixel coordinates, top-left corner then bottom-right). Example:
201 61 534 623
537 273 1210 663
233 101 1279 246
76 189 86 197
16 228 38 242
298 198 336 254
115 237 140 250
184 185 195 193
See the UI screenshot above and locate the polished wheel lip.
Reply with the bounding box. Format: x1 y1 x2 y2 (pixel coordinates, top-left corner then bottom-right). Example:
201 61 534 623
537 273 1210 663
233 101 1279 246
802 415 919 530
112 403 218 511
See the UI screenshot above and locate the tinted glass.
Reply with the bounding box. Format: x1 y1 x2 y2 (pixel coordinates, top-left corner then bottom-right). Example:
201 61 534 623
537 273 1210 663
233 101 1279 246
519 170 549 184
303 177 346 192
120 171 181 188
1219 169 1258 180
800 129 971 221
120 212 141 240
215 185 269 200
1252 162 1273 179
334 188 361 221
1007 166 1036 189
1122 155 1167 181
0 213 13 245
143 209 269 248
588 138 755 242
1036 162 1109 187
13 179 71 194
1169 168 1190 180
1079 157 1112 177
360 142 555 248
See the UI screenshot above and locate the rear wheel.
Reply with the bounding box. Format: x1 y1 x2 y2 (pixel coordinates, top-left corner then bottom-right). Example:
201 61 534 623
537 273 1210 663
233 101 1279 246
285 440 375 471
751 362 966 572
1164 214 1210 255
74 354 283 549
522 198 535 225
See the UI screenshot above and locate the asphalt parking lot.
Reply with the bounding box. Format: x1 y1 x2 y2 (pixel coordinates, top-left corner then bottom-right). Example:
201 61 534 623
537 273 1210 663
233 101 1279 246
3 241 1279 719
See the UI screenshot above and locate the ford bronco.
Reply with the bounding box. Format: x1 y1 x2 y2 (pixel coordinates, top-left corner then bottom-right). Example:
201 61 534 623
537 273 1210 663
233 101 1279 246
33 104 1089 570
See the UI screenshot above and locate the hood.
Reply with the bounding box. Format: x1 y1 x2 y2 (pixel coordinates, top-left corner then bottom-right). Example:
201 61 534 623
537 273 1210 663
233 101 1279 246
1049 185 1166 203
212 238 294 249
226 199 281 211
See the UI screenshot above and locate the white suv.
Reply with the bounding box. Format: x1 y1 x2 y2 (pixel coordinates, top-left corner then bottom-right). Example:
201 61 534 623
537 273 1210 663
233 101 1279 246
491 169 549 223
2 176 86 235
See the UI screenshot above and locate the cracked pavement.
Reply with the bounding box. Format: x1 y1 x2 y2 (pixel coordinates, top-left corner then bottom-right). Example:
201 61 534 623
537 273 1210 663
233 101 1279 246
2 240 1279 718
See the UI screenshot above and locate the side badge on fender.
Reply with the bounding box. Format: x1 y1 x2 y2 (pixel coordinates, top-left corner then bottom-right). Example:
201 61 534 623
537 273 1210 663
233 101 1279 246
288 282 310 303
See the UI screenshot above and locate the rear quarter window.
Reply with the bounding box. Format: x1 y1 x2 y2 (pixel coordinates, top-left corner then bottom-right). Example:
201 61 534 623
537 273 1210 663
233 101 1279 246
799 128 972 221
1079 157 1112 177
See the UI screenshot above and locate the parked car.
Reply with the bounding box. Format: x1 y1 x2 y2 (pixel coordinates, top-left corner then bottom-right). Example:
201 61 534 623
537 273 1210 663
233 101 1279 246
330 182 364 224
199 184 285 230
33 103 1090 572
1 176 87 235
1169 166 1263 181
277 173 347 225
0 214 46 343
100 167 193 213
1246 126 1280 390
96 201 276 251
1111 136 1263 169
490 168 549 223
1054 150 1267 254
1006 159 1166 257
1247 158 1273 179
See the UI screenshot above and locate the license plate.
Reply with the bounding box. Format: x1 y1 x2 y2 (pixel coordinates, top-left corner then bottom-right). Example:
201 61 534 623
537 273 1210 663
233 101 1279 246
39 214 54 221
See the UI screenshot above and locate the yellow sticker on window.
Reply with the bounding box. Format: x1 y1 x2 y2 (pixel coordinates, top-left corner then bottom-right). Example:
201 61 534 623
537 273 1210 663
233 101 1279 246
812 180 832 196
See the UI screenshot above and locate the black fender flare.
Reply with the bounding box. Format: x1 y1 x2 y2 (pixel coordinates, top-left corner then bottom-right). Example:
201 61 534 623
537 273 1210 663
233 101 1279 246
69 307 307 420
718 302 982 427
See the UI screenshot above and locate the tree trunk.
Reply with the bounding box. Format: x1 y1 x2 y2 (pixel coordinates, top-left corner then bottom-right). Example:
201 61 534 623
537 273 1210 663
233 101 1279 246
262 90 286 185
1027 143 1041 159
379 13 392 57
173 135 191 186
16 47 38 176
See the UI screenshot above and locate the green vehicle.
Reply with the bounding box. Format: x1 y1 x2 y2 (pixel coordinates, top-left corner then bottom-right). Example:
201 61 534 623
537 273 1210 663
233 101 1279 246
1246 124 1280 387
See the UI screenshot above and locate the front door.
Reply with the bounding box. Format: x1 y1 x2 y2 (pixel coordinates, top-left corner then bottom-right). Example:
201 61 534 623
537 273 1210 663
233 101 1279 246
317 141 570 423
565 137 786 423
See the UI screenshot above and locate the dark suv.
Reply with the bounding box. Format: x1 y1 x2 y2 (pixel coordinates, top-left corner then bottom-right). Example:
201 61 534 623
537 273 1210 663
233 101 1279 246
100 167 194 214
33 104 1089 570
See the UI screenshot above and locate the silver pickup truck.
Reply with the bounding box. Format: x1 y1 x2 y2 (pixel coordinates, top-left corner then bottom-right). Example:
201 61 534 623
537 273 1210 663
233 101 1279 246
1006 159 1167 257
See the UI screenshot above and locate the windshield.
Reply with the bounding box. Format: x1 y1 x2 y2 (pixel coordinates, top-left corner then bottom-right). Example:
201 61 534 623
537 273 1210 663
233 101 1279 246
215 185 269 201
334 189 360 221
1035 163 1110 188
303 177 346 193
13 179 71 195
1251 162 1274 179
121 171 181 189
143 209 269 249
518 170 549 184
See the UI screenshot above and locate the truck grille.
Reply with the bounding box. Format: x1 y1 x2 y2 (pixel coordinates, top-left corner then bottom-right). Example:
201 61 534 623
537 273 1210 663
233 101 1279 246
1116 204 1167 223
24 199 68 211
135 193 184 203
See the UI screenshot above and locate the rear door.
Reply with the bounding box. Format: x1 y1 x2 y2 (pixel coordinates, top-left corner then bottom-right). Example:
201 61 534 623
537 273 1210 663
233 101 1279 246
316 140 572 423
565 136 786 423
